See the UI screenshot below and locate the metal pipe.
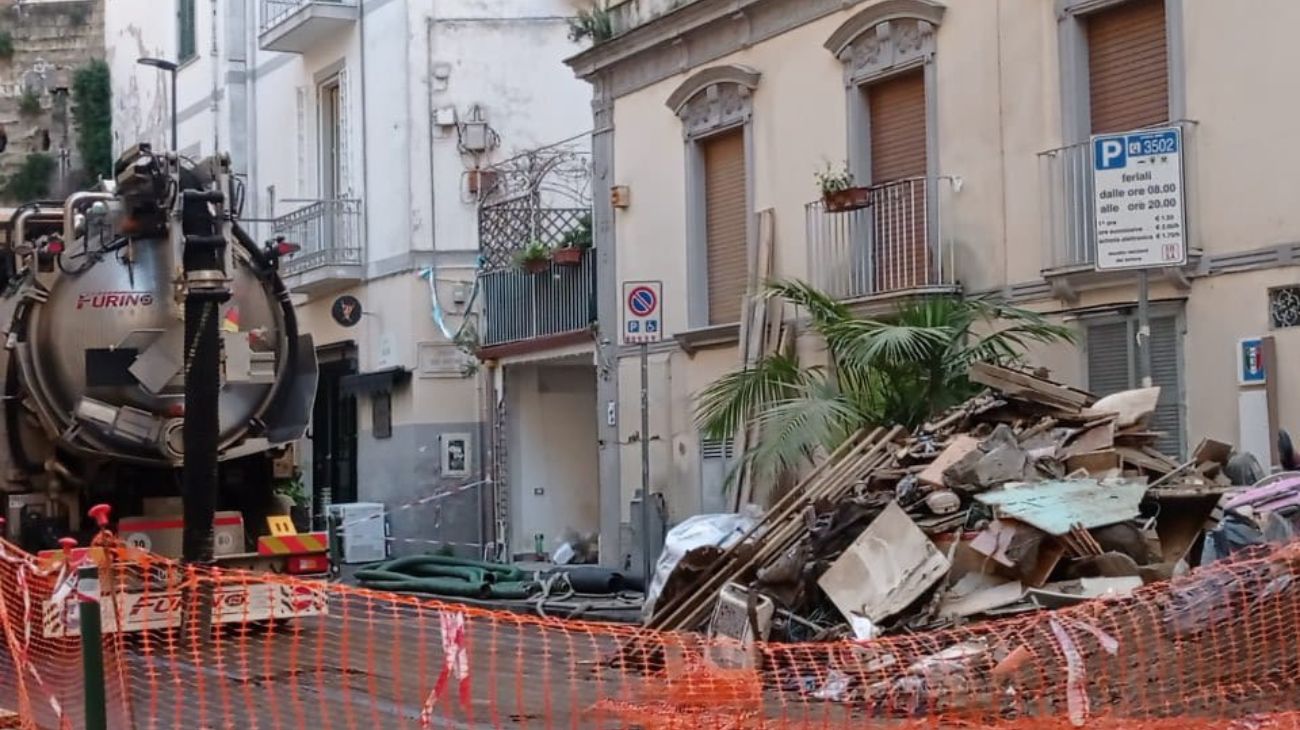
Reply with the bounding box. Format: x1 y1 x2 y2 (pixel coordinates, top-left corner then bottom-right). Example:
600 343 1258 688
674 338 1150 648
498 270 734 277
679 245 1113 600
62 192 114 243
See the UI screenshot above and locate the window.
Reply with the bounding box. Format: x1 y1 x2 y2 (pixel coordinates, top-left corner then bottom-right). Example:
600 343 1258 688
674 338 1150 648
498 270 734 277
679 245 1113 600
866 69 929 291
1086 0 1168 134
702 129 747 326
319 77 343 200
1269 287 1300 329
666 65 759 329
178 0 197 63
825 3 943 296
1085 311 1185 457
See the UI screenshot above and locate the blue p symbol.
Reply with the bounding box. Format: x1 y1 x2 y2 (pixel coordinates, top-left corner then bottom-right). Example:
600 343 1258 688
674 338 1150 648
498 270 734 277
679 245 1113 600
1095 137 1127 170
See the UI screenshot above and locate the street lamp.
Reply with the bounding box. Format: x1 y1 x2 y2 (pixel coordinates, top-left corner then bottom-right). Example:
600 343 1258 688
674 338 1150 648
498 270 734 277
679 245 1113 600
136 57 179 151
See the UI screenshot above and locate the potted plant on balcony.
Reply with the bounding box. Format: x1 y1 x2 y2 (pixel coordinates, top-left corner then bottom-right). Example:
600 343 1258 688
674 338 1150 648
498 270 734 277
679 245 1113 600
514 240 552 274
817 162 872 213
552 213 592 266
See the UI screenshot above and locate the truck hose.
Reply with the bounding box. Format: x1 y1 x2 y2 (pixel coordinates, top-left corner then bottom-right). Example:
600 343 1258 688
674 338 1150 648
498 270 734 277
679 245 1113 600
353 555 535 600
231 222 300 436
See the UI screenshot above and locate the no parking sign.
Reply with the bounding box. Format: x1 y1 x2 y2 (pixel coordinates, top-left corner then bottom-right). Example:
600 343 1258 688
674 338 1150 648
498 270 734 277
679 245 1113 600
622 281 663 345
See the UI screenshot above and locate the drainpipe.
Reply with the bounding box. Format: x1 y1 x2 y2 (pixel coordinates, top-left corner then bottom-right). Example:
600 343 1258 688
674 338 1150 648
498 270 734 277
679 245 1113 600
426 15 437 252
358 0 371 267
211 0 220 154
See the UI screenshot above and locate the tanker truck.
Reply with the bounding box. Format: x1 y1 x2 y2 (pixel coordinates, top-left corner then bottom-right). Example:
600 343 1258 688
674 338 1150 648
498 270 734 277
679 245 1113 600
2 145 329 636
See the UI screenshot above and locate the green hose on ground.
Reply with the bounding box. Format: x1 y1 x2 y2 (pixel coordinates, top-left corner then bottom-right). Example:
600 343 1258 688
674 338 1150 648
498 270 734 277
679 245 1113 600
354 555 535 599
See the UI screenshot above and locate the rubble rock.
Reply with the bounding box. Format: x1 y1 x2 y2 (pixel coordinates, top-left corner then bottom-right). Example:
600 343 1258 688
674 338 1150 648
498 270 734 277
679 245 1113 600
974 445 1029 487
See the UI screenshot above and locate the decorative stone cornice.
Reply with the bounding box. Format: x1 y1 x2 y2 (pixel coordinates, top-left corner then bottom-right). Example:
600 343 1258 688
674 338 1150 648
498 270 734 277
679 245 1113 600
565 0 873 100
822 0 945 57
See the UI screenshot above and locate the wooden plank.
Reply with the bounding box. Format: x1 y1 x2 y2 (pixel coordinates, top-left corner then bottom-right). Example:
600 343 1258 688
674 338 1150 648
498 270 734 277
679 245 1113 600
969 363 1093 410
663 429 903 631
731 208 776 510
1064 450 1122 475
648 428 895 631
1066 421 1116 458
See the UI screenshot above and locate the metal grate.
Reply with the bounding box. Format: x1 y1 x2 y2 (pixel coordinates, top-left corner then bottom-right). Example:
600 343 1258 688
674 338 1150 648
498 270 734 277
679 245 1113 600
1270 286 1300 329
481 248 596 346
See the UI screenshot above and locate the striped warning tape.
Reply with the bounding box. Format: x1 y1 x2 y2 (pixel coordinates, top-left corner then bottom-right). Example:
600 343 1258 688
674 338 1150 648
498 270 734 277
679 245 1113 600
256 531 328 556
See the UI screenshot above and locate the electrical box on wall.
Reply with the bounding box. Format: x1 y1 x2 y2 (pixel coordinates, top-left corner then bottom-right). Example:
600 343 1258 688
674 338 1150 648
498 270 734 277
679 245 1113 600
434 106 457 127
461 121 490 152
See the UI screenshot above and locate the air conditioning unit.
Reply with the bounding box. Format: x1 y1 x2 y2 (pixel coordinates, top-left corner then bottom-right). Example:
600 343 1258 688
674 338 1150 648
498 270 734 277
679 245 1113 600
327 502 389 564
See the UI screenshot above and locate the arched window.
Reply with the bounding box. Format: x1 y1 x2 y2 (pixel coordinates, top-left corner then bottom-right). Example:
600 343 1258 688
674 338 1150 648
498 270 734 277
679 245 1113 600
666 66 760 327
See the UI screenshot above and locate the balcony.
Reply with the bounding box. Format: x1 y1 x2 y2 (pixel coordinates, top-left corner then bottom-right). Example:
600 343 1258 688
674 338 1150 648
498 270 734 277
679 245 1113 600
1038 120 1199 296
480 249 596 350
273 198 363 295
806 176 959 304
259 0 358 54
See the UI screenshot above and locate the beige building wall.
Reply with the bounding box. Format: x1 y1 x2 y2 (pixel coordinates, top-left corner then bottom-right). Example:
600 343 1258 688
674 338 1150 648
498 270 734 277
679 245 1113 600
589 0 1300 521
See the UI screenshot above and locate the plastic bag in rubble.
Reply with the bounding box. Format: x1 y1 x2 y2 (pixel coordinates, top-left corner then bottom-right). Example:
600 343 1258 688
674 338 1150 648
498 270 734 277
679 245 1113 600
642 507 763 622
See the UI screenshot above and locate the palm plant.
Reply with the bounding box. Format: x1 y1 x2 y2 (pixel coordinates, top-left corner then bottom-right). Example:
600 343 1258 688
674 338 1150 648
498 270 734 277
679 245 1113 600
695 281 1076 485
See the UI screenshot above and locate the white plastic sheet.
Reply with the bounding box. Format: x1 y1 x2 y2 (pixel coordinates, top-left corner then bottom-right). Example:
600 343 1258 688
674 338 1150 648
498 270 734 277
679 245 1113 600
642 507 762 622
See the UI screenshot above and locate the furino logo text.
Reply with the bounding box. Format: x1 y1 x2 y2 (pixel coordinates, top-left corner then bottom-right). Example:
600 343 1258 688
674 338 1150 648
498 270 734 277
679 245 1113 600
75 291 156 309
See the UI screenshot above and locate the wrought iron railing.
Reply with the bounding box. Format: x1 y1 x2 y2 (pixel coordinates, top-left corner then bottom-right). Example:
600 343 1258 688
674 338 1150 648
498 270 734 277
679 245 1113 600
1038 120 1195 270
806 176 957 301
260 0 354 34
272 198 363 276
481 249 596 347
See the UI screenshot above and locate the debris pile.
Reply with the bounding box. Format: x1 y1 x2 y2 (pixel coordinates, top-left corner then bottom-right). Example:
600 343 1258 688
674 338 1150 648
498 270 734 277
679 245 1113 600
644 364 1274 646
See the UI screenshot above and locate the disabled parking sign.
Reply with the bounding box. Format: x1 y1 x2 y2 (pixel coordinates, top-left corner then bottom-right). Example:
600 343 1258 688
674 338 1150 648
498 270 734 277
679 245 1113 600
622 281 662 344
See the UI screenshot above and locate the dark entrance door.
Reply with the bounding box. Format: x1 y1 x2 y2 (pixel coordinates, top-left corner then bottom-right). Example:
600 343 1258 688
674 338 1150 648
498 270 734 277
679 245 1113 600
312 342 358 529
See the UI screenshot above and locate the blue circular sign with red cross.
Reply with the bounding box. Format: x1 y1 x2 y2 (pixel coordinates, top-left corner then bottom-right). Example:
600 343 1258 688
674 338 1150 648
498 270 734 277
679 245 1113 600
627 286 658 317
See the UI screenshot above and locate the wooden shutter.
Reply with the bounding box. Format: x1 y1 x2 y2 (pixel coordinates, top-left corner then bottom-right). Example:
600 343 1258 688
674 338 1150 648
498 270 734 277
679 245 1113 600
867 70 928 291
703 129 747 325
868 69 927 183
1087 0 1168 134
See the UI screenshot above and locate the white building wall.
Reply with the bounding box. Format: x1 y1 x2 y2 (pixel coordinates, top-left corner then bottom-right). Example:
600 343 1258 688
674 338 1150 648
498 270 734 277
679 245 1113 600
106 0 594 556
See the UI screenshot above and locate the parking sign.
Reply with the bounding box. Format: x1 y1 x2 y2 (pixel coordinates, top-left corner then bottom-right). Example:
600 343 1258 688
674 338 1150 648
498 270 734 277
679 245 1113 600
622 281 662 344
1091 126 1186 271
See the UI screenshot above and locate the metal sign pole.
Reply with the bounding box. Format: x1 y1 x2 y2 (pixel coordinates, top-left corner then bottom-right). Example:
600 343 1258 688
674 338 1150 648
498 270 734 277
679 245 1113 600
639 341 651 583
1137 269 1153 388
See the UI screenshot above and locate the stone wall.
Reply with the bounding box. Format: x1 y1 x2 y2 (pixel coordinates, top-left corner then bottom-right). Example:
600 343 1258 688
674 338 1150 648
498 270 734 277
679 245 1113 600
0 0 106 204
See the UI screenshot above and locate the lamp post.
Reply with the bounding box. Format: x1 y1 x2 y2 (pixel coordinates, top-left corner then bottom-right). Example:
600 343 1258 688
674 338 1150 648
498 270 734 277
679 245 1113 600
136 57 179 151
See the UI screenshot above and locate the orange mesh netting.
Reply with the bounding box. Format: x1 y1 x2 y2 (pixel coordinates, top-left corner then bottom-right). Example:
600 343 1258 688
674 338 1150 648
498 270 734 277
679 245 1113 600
0 533 1297 729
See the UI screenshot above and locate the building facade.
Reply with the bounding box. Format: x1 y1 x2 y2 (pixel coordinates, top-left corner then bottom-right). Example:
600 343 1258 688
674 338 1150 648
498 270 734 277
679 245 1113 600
105 0 592 557
567 0 1300 543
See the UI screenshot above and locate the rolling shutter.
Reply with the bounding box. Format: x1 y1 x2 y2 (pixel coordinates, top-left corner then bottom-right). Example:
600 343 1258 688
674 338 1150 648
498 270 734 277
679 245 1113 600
1148 316 1183 458
1087 0 1168 134
1086 316 1184 458
703 129 747 325
867 70 927 291
1086 322 1132 397
868 69 927 182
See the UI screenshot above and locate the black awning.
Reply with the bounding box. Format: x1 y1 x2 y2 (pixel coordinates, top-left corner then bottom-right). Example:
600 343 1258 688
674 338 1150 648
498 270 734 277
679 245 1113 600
339 366 411 396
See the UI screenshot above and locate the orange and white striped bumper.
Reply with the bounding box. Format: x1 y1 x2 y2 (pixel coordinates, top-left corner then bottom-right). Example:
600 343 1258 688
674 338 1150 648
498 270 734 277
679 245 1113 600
257 532 328 556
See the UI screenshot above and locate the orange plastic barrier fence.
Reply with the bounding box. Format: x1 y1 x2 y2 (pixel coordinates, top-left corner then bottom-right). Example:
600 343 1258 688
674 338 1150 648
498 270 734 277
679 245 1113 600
0 535 1298 729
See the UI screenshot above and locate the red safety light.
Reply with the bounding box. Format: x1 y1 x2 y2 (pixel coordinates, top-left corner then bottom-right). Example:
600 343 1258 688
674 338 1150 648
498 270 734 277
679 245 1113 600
285 553 330 575
274 240 301 256
46 238 64 255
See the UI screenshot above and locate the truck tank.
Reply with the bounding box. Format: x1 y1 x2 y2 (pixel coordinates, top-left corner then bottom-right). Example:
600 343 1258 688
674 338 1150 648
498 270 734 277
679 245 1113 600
0 146 318 551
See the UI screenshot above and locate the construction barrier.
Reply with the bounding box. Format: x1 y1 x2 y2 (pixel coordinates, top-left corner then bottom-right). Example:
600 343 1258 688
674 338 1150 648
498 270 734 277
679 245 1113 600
0 534 1298 729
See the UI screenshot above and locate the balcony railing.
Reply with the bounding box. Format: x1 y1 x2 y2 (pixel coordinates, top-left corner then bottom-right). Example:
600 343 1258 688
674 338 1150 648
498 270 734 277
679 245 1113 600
1038 120 1195 271
273 198 362 278
260 0 358 53
481 249 596 348
806 176 957 301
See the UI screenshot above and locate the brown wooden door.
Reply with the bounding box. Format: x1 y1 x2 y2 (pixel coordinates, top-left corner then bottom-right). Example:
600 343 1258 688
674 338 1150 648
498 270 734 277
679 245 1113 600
703 129 747 325
1087 0 1168 134
868 70 928 292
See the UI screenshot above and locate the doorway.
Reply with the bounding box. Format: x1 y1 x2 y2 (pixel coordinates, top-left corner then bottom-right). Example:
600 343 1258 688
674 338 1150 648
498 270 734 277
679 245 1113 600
311 342 358 529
